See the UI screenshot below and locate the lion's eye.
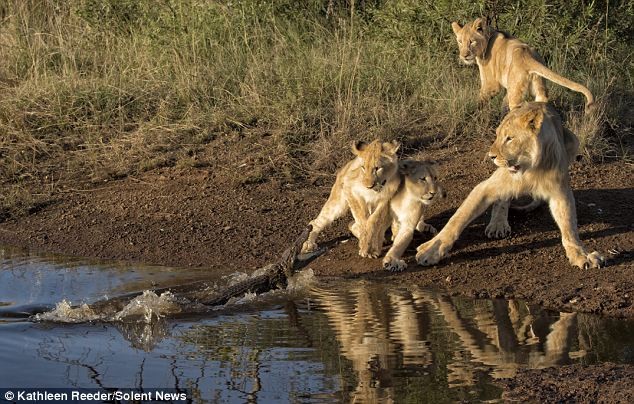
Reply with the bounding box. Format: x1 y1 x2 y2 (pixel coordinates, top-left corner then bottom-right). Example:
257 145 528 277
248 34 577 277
505 137 513 143
470 40 476 46
376 167 383 174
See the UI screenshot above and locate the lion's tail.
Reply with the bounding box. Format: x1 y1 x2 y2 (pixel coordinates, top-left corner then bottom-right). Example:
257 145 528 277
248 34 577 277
526 58 594 112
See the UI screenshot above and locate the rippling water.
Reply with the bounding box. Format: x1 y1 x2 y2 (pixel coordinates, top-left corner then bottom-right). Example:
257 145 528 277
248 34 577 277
0 246 632 403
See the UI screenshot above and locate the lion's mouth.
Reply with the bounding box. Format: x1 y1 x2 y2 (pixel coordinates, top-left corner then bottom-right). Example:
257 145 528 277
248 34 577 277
421 195 435 204
508 165 521 174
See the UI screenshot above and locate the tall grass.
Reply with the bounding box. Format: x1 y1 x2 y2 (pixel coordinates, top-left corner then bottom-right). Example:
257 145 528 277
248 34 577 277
0 0 632 217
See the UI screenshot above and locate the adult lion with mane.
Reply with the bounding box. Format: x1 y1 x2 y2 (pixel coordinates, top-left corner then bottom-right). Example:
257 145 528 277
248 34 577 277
452 17 594 111
415 102 604 269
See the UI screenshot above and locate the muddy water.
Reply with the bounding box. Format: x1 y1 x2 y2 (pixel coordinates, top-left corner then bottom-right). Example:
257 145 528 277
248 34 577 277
0 246 632 403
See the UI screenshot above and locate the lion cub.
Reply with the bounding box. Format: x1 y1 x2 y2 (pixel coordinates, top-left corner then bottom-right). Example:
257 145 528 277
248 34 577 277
302 140 401 258
382 160 446 272
452 18 594 111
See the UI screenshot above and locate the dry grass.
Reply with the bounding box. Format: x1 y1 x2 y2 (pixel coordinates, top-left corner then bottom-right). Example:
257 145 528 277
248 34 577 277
0 0 632 217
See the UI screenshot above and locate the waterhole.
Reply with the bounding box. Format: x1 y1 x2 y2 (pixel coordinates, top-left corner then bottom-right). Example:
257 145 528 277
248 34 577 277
0 246 632 402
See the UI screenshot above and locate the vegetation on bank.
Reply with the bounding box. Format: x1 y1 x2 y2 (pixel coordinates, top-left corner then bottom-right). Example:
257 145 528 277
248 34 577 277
0 0 632 218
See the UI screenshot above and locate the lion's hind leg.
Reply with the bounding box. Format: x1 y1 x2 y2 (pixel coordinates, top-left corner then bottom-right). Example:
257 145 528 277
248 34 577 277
485 199 512 238
530 75 548 103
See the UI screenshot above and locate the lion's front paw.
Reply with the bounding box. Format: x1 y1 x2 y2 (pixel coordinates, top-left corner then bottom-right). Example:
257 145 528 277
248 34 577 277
383 256 407 272
485 220 511 238
359 248 380 259
569 251 606 269
415 239 448 266
359 250 380 259
416 221 438 235
301 240 318 254
358 233 382 259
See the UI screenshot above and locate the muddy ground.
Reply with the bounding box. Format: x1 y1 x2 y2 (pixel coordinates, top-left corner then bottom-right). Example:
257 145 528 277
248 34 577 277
0 131 632 400
498 363 634 403
1 132 631 317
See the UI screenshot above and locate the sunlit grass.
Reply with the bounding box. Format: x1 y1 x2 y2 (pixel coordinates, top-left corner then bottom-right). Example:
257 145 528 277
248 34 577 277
0 0 631 217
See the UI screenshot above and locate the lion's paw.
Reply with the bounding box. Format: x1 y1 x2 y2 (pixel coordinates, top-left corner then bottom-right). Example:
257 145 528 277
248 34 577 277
485 220 511 239
301 241 318 254
348 222 361 239
415 239 447 266
570 251 606 269
416 221 438 235
359 249 379 259
383 256 407 272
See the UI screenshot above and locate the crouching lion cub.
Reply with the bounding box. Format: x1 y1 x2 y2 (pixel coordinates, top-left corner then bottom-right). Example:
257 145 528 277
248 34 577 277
415 102 604 269
302 140 401 258
382 160 446 272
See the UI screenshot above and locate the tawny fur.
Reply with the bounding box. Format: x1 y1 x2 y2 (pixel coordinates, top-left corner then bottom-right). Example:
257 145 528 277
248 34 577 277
381 160 446 272
452 18 594 111
415 102 604 269
302 140 401 258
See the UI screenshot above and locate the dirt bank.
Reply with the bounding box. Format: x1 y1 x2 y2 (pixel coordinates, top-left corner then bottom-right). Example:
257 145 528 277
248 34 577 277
0 132 632 400
0 134 632 318
498 363 634 403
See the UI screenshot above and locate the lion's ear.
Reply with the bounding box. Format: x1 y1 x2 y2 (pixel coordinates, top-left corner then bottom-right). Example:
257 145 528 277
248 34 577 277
351 140 367 155
451 22 462 35
382 140 400 155
520 108 545 132
473 17 487 33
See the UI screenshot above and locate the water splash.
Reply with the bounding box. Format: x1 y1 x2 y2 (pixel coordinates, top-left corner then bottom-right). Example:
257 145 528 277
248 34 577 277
224 271 250 285
288 268 316 293
34 268 317 324
34 300 100 323
113 291 181 323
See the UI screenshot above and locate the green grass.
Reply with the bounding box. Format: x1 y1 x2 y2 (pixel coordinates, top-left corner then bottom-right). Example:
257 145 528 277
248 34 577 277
0 0 632 217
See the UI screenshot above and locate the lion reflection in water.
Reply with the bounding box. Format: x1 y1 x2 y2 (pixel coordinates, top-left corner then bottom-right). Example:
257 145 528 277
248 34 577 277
311 283 585 402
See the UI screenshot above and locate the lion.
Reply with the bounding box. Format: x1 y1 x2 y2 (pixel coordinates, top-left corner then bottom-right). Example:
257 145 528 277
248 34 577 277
415 102 604 269
302 140 401 258
451 18 594 111
381 159 446 272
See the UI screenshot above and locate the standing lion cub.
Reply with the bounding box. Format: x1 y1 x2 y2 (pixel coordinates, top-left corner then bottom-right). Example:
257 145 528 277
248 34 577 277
452 17 594 111
415 102 604 269
381 160 446 272
302 140 401 258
